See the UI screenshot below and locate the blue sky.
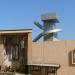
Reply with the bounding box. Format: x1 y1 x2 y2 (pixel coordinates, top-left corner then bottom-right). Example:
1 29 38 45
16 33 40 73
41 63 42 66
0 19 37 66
0 0 75 40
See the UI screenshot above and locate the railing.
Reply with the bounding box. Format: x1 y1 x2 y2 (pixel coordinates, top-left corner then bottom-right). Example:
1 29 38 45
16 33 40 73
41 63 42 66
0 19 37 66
0 72 31 75
0 72 15 75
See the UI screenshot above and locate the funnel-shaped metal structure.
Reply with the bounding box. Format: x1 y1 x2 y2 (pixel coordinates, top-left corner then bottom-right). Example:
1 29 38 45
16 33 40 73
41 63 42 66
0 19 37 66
33 13 62 42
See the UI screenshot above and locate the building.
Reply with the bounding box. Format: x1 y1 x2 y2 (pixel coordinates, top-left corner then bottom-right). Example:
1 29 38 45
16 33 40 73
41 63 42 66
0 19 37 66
0 29 32 74
0 13 75 75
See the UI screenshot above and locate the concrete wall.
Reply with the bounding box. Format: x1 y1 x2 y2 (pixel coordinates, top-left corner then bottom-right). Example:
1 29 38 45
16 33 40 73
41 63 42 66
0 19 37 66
29 41 75 75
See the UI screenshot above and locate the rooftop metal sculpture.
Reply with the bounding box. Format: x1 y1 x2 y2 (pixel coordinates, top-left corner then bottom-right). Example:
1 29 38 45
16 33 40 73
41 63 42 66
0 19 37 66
33 13 62 42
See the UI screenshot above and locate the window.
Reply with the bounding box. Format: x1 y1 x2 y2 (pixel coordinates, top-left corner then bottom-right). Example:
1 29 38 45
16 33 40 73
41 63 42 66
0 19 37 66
20 38 25 49
71 50 75 64
9 45 19 61
12 45 18 60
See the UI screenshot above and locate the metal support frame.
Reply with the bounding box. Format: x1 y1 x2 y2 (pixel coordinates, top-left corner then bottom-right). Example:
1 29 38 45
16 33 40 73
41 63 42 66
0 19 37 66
28 64 60 75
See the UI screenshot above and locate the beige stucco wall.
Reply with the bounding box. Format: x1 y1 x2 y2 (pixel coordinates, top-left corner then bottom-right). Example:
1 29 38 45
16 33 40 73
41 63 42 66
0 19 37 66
29 41 75 75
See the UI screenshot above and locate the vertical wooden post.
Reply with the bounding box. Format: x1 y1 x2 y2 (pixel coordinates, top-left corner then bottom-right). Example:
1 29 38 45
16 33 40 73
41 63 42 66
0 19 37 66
27 32 32 74
27 32 32 64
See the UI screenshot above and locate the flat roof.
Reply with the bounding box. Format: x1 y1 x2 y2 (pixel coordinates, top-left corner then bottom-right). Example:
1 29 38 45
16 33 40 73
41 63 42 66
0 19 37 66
0 29 32 34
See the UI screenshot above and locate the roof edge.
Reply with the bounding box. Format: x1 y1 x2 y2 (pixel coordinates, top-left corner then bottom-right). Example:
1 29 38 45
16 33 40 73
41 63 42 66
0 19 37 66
0 29 32 34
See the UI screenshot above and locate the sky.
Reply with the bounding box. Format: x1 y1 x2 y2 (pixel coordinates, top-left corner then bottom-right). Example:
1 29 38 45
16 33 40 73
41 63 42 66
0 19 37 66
0 0 75 40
